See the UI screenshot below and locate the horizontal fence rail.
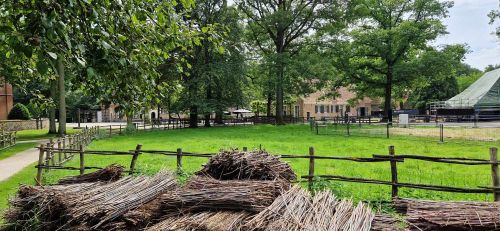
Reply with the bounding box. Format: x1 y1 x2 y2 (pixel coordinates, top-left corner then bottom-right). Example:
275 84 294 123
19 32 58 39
35 140 500 201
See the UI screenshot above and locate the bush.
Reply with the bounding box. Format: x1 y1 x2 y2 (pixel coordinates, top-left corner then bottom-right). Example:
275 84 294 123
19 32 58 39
8 103 32 120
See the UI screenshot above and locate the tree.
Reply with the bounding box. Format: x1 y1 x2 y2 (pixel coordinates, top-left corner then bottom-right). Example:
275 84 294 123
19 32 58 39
406 45 466 112
488 7 500 38
238 0 332 124
334 0 453 121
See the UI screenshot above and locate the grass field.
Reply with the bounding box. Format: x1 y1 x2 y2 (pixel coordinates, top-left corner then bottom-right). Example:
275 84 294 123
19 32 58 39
16 128 79 141
0 143 37 161
0 124 499 211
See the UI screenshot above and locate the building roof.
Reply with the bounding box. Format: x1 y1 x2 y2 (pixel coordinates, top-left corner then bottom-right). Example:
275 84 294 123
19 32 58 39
446 68 500 108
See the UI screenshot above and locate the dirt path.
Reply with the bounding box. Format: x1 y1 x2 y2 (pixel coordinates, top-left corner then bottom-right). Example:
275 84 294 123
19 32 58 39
0 140 47 182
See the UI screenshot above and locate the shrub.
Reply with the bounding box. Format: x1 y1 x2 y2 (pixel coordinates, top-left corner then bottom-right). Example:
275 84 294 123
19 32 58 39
8 103 32 120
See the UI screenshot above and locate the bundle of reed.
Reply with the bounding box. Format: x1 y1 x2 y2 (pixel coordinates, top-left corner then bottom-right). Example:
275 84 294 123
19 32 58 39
245 186 374 231
145 211 253 231
2 172 176 231
370 214 406 231
184 176 291 197
2 183 101 231
65 172 177 229
57 164 124 185
196 150 296 181
162 179 281 212
394 198 500 231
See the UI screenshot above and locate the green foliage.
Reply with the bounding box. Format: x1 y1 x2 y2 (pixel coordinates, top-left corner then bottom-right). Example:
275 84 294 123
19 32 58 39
250 100 266 116
406 45 466 111
331 0 453 119
26 103 43 119
8 103 32 120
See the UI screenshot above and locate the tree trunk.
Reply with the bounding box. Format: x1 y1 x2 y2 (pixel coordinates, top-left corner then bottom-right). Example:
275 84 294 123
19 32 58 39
275 61 285 125
57 56 66 136
266 93 272 117
125 109 134 129
383 68 393 122
204 84 211 127
48 79 57 134
189 105 198 128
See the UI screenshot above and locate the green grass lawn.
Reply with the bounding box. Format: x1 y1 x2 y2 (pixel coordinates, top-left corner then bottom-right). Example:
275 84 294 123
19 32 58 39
0 143 37 161
1 124 499 212
16 128 80 141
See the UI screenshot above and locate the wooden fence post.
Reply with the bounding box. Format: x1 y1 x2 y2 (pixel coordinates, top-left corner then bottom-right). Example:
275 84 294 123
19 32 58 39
389 145 398 198
79 145 85 175
308 147 315 192
129 144 142 175
177 148 183 172
109 125 112 137
36 144 45 186
440 124 444 143
62 136 67 159
490 147 499 201
347 121 350 136
119 124 122 134
315 123 319 135
49 138 55 166
57 138 62 165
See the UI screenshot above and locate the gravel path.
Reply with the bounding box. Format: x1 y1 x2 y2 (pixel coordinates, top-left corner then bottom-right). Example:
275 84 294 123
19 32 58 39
0 140 48 182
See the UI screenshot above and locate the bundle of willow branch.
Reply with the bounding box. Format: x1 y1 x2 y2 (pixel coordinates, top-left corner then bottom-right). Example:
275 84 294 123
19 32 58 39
245 186 374 231
2 172 176 231
57 164 124 185
145 211 253 231
371 214 406 231
196 150 296 181
394 198 500 231
65 172 177 229
162 178 283 212
2 183 101 231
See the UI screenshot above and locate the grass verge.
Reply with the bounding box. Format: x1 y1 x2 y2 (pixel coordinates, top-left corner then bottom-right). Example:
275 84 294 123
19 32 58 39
0 143 37 161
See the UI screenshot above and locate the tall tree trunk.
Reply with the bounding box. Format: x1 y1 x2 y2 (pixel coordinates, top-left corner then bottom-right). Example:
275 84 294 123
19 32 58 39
383 67 393 122
275 62 285 125
48 79 57 134
214 89 223 124
125 109 134 129
266 93 272 117
57 56 66 136
189 106 198 128
204 85 211 127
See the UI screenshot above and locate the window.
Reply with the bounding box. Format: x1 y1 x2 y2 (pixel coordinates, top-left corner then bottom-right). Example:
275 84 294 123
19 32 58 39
346 105 351 113
331 105 334 113
335 105 339 113
320 105 325 113
294 106 300 117
315 105 318 113
326 105 330 113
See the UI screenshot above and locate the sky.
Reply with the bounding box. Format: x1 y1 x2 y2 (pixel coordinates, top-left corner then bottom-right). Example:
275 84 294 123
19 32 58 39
434 0 499 70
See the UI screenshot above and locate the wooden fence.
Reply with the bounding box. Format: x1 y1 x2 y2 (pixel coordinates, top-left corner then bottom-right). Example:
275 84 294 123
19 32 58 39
34 141 500 201
0 131 16 150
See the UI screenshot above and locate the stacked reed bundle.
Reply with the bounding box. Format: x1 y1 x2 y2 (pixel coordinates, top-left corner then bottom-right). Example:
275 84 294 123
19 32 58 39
3 183 100 231
394 198 500 231
245 186 374 231
162 177 287 213
145 211 253 231
196 150 296 181
57 164 124 185
370 214 406 231
2 172 176 231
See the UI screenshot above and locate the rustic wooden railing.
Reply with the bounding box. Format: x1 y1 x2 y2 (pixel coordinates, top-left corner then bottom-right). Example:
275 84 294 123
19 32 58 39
0 131 16 150
34 143 500 201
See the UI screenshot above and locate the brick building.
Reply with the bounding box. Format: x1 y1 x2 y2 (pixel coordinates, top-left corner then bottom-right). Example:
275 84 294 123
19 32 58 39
0 80 14 120
286 87 380 119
